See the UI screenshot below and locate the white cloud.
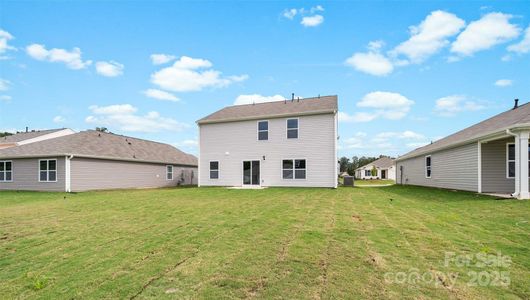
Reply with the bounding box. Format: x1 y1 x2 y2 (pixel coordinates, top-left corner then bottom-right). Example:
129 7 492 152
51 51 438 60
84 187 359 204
374 131 425 142
95 61 124 77
451 13 520 56
345 41 394 76
26 44 92 69
338 111 378 123
174 139 198 149
150 56 248 92
53 116 66 123
406 142 430 148
150 54 176 65
0 95 11 102
143 89 180 102
0 78 10 91
0 29 16 57
494 79 513 87
301 15 324 27
434 95 486 116
391 10 465 63
283 6 324 27
356 91 415 120
234 94 285 105
508 25 530 54
282 8 298 20
343 132 368 149
85 104 188 133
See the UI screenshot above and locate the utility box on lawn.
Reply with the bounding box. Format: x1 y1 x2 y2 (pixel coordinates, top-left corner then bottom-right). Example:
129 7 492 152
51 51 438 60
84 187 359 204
343 176 354 187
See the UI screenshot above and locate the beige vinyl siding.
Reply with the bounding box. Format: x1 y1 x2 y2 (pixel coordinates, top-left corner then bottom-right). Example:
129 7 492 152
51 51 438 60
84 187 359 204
70 157 197 192
0 157 65 191
199 113 336 187
396 142 478 192
481 137 516 193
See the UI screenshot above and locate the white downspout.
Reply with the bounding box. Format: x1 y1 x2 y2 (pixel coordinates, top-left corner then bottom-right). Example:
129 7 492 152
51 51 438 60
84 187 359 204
506 129 519 198
477 141 482 193
65 155 74 192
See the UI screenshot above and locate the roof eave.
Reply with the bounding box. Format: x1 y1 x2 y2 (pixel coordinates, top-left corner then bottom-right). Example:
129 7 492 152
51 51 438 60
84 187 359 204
0 153 198 167
396 123 530 161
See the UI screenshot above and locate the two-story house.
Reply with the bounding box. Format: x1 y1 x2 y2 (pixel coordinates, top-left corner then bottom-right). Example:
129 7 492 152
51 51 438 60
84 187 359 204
197 95 338 188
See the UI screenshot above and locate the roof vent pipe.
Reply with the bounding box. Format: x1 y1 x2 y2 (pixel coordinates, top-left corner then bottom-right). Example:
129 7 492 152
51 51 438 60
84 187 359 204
26 127 28 133
513 98 519 109
291 93 294 102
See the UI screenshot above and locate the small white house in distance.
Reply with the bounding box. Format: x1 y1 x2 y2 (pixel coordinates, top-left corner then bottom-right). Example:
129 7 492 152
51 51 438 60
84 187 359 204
197 95 338 188
355 157 396 180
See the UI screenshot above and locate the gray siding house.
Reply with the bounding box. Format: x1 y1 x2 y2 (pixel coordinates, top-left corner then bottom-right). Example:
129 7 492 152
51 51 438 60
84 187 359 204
396 100 530 199
197 95 338 188
0 130 198 192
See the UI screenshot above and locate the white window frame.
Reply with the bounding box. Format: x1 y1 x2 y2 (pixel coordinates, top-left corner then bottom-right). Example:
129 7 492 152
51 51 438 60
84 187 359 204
166 165 173 180
0 160 13 182
209 160 220 180
364 170 371 177
282 159 307 180
38 159 58 182
506 142 530 179
257 120 269 141
507 143 515 179
425 155 432 179
286 118 299 139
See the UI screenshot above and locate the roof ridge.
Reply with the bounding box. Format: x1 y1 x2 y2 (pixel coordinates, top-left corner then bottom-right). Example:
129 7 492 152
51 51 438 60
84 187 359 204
225 95 337 109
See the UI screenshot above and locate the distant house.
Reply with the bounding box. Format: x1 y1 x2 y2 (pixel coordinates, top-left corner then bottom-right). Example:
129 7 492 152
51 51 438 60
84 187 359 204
355 157 396 180
0 128 74 149
197 95 338 188
396 99 530 199
0 130 197 192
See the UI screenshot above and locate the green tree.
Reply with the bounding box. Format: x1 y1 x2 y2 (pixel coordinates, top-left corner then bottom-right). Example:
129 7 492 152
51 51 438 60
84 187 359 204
339 156 350 172
371 166 377 177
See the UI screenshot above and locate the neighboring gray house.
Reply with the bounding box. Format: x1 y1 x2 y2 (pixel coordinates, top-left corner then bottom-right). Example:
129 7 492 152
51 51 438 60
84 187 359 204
197 95 338 188
0 130 197 192
355 156 396 180
0 128 75 149
396 100 530 199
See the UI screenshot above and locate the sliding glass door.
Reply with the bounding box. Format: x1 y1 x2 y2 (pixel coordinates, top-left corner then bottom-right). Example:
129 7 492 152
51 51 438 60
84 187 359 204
243 160 260 185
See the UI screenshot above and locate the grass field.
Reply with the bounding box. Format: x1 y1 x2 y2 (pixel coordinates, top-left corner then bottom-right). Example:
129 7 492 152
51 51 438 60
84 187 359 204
1 186 529 299
354 179 395 186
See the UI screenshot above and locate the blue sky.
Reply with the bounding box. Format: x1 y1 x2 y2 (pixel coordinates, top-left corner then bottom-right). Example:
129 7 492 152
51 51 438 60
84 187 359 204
1 1 529 157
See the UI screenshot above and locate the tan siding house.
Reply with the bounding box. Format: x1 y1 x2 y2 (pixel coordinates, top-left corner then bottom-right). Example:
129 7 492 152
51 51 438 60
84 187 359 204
396 100 530 199
197 96 338 188
0 130 197 192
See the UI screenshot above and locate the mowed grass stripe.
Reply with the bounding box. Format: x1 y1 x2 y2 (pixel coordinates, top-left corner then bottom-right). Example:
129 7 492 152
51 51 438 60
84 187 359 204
0 186 529 299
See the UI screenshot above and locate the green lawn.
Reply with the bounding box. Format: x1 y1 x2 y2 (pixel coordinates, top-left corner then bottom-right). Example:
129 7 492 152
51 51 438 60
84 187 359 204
354 179 395 186
0 186 529 299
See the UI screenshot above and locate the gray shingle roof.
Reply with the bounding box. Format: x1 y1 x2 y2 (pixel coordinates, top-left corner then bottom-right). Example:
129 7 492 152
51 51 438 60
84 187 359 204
197 95 338 124
0 129 65 144
398 102 530 160
0 130 197 166
357 157 395 170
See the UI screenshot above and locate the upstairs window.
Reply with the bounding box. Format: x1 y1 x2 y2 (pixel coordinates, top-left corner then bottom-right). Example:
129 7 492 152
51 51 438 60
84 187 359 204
210 161 219 179
425 156 432 178
258 121 268 140
282 159 306 179
0 161 12 182
166 165 173 180
287 118 298 139
39 159 57 182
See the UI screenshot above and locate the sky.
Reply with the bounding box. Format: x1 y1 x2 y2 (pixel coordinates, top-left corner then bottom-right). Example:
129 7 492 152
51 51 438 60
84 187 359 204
1 1 529 158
